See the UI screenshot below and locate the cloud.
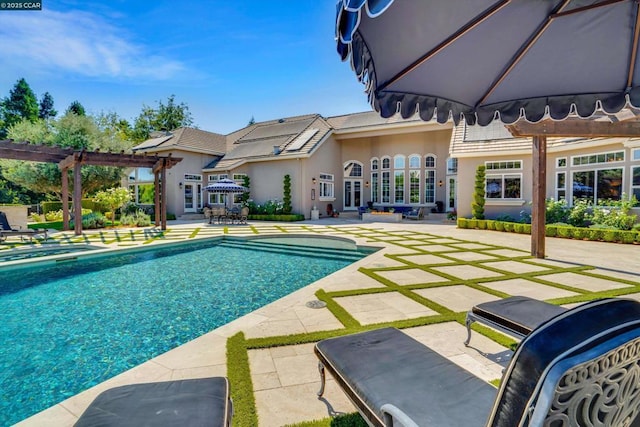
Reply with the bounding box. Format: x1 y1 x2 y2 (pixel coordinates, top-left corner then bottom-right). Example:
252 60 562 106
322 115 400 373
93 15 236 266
0 9 185 80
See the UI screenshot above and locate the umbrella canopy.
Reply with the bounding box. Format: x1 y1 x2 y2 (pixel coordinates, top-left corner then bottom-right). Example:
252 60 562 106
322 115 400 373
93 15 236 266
336 0 640 125
204 178 248 193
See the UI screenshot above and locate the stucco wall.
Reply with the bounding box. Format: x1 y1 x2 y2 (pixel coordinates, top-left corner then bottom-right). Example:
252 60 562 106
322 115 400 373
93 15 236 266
0 205 28 229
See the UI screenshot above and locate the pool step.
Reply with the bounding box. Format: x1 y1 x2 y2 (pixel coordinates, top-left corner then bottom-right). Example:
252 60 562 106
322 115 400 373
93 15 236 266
217 240 365 262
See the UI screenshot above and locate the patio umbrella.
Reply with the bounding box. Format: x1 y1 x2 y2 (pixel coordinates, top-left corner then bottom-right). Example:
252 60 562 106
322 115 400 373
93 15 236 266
205 178 248 210
335 0 640 257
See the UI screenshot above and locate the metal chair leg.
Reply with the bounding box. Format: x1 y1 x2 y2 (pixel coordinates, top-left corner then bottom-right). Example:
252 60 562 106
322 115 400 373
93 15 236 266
464 314 474 346
317 361 326 397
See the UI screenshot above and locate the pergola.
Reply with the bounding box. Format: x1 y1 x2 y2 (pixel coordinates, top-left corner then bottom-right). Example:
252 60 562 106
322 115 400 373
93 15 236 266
0 140 182 235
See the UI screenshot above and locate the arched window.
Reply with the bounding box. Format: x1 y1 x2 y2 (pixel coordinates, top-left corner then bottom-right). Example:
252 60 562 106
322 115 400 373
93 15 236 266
425 155 436 168
394 155 405 169
344 161 363 177
382 156 390 169
371 158 379 170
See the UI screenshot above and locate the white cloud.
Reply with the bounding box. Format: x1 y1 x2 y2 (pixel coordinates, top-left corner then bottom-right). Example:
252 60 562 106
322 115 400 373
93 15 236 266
0 10 185 80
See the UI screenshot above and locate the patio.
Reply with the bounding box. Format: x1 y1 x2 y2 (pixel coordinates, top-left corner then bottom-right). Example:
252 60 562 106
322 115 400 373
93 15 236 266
7 219 640 426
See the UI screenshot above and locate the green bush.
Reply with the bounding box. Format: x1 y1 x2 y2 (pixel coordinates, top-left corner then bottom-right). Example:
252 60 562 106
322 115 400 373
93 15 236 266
45 208 92 222
486 220 496 231
494 221 504 231
70 212 106 229
545 225 557 237
42 199 108 215
545 198 570 224
248 214 304 222
457 218 468 228
503 222 514 232
571 227 589 240
477 220 487 229
557 226 573 238
567 199 591 227
467 219 478 228
120 210 152 227
588 228 605 241
589 195 638 230
471 165 485 219
621 231 637 244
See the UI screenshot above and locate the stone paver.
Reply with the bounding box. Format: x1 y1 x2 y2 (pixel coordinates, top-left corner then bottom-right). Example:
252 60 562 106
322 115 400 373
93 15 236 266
334 292 438 324
540 272 633 292
376 268 448 285
433 264 504 280
413 285 500 312
396 253 456 265
480 278 578 299
441 251 499 262
482 260 550 274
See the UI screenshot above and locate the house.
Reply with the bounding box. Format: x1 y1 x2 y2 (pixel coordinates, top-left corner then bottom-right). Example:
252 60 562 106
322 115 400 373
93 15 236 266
130 111 640 221
130 112 455 219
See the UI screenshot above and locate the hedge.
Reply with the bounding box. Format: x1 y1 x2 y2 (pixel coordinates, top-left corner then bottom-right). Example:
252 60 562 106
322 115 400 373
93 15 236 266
457 217 640 244
42 199 109 214
247 214 304 222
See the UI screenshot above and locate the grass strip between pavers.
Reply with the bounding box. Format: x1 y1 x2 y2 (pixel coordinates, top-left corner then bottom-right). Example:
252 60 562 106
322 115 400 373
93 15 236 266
226 333 258 427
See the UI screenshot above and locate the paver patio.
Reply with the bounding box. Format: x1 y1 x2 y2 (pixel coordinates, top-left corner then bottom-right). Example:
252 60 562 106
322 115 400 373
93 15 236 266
4 219 640 426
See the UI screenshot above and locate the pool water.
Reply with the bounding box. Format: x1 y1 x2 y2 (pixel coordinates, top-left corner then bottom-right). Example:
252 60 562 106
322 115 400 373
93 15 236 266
0 237 370 425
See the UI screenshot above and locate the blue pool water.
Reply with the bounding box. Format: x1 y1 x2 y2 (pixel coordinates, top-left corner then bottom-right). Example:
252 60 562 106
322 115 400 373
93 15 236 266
0 237 370 425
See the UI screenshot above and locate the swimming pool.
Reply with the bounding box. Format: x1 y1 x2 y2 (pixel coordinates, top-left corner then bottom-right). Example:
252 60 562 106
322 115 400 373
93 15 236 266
0 236 373 425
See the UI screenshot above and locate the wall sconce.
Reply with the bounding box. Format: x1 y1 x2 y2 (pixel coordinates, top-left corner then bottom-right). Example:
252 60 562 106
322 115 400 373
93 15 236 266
312 177 317 184
365 181 370 188
178 182 183 189
438 180 443 187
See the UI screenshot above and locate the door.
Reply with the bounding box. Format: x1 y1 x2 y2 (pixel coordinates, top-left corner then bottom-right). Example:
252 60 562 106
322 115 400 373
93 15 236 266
446 177 457 211
343 180 362 210
184 183 197 213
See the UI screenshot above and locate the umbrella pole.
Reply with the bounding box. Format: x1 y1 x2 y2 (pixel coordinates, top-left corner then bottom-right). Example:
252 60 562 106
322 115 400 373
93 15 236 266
531 135 547 258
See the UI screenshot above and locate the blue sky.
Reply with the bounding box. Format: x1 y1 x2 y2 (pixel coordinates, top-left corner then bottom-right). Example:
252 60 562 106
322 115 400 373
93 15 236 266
0 1 371 134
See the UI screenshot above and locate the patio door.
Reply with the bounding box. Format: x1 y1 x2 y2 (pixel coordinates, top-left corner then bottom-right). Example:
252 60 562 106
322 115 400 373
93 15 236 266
446 177 457 211
183 183 201 213
343 180 362 210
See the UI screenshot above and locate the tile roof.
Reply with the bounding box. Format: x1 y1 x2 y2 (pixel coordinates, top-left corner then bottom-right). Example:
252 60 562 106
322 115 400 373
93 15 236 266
133 127 227 155
326 110 425 129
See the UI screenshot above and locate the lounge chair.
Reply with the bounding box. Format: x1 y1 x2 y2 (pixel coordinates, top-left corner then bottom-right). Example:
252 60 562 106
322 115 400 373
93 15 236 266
464 295 567 346
315 298 640 426
0 211 47 242
74 377 232 427
404 207 424 220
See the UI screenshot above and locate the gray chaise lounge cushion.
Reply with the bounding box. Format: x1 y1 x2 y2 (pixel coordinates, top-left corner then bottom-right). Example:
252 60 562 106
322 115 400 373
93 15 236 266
74 377 231 427
315 328 497 426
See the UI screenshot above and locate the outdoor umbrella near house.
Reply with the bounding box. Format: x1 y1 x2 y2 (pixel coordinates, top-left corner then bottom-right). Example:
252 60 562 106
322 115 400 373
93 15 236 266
205 178 248 210
335 0 640 258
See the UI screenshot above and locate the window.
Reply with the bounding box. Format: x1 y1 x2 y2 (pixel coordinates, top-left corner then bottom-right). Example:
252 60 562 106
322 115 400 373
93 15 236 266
394 155 405 169
371 172 379 203
382 171 390 203
382 157 390 169
233 173 246 181
486 174 522 199
371 158 379 170
344 161 363 177
447 158 458 174
634 148 640 161
573 168 623 203
409 170 420 203
557 157 567 168
208 174 219 182
556 172 566 201
425 155 436 168
485 160 522 170
128 168 155 204
394 171 404 203
424 170 435 203
633 166 640 199
208 193 226 205
319 173 334 200
184 174 202 181
572 151 624 166
409 155 421 169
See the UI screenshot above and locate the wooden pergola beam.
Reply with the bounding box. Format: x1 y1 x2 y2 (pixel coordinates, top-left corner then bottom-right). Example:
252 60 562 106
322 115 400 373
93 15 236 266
507 118 640 137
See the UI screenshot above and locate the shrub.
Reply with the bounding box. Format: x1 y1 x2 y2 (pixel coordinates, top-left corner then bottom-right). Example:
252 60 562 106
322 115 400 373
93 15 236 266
70 212 106 229
467 219 478 228
282 175 292 214
120 210 151 227
545 225 557 237
495 221 504 231
567 198 592 227
589 195 638 230
557 226 573 238
477 219 487 229
471 165 485 219
503 222 514 232
495 214 515 222
621 231 637 244
486 220 496 230
45 208 91 222
546 198 570 224
457 218 468 228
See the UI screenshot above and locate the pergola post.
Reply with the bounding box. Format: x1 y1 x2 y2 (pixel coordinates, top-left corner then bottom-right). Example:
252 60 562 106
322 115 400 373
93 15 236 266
73 156 83 236
161 164 167 230
531 135 547 259
61 167 70 231
154 172 160 227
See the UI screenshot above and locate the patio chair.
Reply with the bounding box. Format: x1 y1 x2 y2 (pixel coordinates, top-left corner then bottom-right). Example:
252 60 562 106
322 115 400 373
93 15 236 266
315 298 640 426
74 377 232 427
0 211 48 243
238 206 249 224
404 207 424 220
464 295 567 346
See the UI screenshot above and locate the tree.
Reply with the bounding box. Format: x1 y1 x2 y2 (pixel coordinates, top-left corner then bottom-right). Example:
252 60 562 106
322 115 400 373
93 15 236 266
471 165 486 219
247 116 256 126
66 100 86 116
93 187 132 226
1 113 127 198
240 175 251 206
130 95 194 143
38 92 57 120
282 174 292 214
2 78 39 137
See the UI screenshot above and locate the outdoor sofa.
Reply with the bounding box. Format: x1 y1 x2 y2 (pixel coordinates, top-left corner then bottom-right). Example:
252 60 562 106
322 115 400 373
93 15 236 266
315 298 640 426
74 377 232 427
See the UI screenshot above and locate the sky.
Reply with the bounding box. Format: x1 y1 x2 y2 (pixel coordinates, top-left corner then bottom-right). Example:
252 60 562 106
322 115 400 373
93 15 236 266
0 0 371 134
